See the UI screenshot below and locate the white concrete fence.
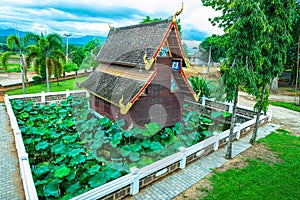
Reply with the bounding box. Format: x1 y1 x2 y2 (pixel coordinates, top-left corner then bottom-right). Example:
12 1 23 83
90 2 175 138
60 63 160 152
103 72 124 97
4 90 272 200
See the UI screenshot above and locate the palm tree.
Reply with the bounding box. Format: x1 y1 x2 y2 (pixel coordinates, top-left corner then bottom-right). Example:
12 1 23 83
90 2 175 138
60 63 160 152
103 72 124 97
24 33 65 92
1 34 27 94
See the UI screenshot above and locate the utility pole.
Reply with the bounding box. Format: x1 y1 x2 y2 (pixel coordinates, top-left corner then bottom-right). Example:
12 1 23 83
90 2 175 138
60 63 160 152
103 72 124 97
296 36 300 105
207 46 211 73
63 33 71 62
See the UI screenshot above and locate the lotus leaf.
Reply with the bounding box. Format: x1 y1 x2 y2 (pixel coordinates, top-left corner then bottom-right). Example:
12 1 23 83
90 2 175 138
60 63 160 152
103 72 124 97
35 141 49 151
69 148 85 157
88 164 101 175
70 154 86 166
51 142 65 154
66 182 83 196
34 165 50 176
44 182 60 197
54 166 71 178
149 141 163 151
141 139 151 148
129 152 139 162
88 172 106 188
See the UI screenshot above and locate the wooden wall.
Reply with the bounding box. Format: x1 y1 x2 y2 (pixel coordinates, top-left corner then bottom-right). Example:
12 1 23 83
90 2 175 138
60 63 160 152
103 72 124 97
91 57 195 128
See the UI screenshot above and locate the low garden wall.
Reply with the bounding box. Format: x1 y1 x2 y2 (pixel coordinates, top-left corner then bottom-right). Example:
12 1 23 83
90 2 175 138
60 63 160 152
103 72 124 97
4 90 272 200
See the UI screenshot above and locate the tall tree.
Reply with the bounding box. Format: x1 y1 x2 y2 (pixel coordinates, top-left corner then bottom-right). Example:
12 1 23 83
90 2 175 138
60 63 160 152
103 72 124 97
1 34 27 93
250 0 296 144
286 2 300 86
200 34 227 63
202 0 267 159
24 33 65 92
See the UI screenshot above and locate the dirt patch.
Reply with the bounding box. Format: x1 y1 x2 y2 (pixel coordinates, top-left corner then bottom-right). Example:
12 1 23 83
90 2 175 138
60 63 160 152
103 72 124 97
173 142 281 200
174 178 213 200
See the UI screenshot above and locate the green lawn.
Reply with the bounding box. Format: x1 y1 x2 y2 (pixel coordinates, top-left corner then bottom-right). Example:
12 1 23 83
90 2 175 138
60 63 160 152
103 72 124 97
270 101 300 112
5 76 88 95
202 130 300 200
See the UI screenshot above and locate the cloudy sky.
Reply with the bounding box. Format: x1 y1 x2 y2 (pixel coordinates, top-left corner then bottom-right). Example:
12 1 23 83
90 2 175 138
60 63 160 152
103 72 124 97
0 0 222 41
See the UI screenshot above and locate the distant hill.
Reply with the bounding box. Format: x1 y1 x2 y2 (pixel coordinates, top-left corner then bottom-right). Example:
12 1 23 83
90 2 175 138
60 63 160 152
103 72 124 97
64 35 106 46
0 29 106 46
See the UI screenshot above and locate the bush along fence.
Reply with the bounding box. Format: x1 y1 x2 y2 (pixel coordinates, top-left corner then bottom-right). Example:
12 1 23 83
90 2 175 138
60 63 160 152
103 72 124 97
4 91 272 200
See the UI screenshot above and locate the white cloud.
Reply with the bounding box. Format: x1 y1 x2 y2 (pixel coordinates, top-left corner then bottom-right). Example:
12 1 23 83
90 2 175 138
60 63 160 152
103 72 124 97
0 0 223 39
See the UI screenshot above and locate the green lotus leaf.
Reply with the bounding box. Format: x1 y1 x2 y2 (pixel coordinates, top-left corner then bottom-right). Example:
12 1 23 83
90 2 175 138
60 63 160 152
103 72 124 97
203 130 213 137
88 164 101 175
70 154 86 166
91 140 102 149
129 152 140 162
105 167 121 180
130 143 142 152
51 142 65 154
66 169 78 181
69 148 85 157
88 172 106 188
94 129 105 140
34 165 50 176
123 130 133 138
25 120 34 127
150 141 164 151
35 141 49 151
62 135 77 144
119 146 131 157
44 182 60 197
142 139 151 148
35 179 48 186
137 156 154 166
66 182 83 196
110 132 122 147
54 166 71 178
19 112 29 120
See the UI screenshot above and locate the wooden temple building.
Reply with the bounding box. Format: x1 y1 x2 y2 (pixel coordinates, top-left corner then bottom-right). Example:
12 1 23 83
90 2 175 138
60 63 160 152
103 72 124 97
80 7 198 128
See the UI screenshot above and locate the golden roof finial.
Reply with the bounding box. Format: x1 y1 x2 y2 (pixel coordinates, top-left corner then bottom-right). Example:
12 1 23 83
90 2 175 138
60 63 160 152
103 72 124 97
172 2 184 23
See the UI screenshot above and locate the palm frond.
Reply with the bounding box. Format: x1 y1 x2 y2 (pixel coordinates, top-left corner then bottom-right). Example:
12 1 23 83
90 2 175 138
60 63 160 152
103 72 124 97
7 35 21 50
1 51 16 69
47 33 63 50
23 32 40 46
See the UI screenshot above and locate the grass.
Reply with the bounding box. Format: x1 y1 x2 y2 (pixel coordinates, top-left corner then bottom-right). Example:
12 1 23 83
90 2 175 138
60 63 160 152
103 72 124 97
201 130 300 200
270 101 300 112
5 76 88 95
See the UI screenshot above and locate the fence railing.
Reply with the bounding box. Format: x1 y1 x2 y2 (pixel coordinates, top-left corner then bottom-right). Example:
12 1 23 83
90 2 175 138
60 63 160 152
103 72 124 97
4 90 272 200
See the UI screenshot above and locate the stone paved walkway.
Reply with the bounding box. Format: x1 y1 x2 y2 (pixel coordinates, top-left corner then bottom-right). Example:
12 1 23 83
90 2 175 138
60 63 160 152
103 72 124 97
131 123 280 200
0 104 24 199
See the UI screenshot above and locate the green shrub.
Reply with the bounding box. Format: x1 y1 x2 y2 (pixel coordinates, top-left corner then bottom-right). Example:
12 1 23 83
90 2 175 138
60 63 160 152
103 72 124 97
32 76 43 85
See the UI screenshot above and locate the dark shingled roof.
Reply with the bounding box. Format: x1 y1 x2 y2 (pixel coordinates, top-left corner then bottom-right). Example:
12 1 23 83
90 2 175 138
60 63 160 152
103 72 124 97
95 19 172 67
80 64 155 106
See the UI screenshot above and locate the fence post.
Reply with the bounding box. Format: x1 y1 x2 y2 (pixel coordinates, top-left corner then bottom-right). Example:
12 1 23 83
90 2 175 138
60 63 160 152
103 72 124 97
235 123 241 140
130 167 140 195
41 91 45 103
213 138 219 151
66 89 70 97
201 96 206 106
267 109 272 122
179 146 187 169
228 102 233 113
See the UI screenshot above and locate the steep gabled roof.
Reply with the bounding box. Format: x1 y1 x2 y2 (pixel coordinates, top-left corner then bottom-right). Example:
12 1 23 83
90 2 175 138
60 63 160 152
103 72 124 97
95 19 172 67
81 18 198 114
81 64 156 106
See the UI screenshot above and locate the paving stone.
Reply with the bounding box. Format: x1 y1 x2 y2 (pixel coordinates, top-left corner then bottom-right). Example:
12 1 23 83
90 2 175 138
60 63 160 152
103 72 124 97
0 104 25 199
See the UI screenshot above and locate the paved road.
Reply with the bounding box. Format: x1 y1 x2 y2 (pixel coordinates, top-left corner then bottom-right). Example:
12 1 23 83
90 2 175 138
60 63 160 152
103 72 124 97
0 104 24 199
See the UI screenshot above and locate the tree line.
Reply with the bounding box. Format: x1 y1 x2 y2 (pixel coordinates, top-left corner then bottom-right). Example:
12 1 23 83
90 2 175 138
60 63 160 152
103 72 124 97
0 32 101 93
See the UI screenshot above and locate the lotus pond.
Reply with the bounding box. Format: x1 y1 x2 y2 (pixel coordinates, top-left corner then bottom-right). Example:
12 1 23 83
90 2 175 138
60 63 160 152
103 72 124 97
11 96 230 199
